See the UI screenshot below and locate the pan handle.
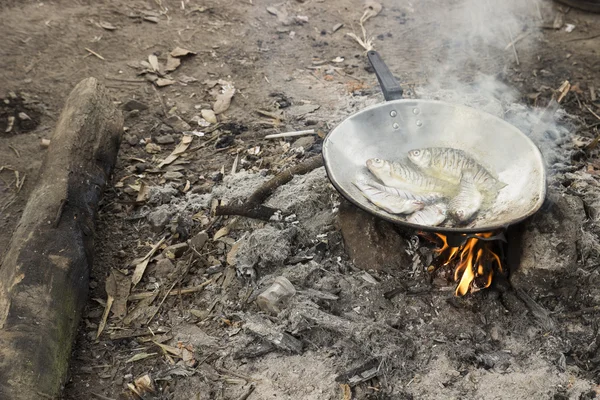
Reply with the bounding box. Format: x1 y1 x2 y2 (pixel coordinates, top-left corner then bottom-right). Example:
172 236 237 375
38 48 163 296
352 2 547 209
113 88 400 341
367 50 404 101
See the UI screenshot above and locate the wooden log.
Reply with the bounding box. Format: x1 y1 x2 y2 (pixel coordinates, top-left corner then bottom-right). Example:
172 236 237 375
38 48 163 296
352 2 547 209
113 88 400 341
0 78 123 399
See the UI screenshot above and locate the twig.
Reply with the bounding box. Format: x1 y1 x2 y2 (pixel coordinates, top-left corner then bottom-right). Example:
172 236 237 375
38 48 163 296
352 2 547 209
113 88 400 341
585 105 600 121
504 30 530 50
264 129 315 139
565 33 600 42
189 132 223 152
85 47 105 60
92 393 117 400
507 27 519 66
129 279 213 301
237 385 256 400
216 156 324 220
8 145 20 158
104 76 146 83
146 279 179 325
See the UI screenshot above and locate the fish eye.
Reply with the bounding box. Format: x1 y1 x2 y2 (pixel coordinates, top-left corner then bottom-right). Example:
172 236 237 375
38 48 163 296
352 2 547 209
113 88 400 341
411 150 420 156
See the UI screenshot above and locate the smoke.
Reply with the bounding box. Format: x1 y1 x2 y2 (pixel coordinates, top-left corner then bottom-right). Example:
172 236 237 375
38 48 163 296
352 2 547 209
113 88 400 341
402 0 576 172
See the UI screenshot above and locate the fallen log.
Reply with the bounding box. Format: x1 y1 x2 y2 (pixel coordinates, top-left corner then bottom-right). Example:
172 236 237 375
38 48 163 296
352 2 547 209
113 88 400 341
0 78 123 399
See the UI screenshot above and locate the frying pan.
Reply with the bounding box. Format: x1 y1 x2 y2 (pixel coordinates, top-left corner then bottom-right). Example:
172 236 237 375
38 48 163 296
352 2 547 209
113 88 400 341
322 51 546 234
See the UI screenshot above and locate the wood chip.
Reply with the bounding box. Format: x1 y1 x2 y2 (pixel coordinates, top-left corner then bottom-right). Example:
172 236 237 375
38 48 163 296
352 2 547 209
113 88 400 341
143 16 159 23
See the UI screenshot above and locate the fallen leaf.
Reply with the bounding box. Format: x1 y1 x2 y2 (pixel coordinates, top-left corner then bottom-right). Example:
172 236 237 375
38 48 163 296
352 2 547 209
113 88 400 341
97 273 117 338
201 109 218 124
158 135 193 168
110 269 131 319
136 181 150 202
213 80 236 114
226 241 242 266
148 54 160 72
134 374 155 394
143 15 159 23
170 47 197 57
156 78 176 87
126 352 157 363
99 21 117 30
165 56 181 72
182 348 197 367
123 292 158 325
131 237 166 287
340 383 352 400
153 341 182 357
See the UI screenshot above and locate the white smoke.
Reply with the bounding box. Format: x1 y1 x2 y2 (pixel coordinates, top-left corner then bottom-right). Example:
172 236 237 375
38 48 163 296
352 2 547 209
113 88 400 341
400 0 577 172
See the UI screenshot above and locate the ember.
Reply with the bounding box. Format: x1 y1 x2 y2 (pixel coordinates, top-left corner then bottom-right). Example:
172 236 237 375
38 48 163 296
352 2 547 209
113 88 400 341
432 233 504 296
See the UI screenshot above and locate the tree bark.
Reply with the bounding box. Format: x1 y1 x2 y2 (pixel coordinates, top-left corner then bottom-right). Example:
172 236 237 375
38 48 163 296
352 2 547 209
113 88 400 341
0 78 123 399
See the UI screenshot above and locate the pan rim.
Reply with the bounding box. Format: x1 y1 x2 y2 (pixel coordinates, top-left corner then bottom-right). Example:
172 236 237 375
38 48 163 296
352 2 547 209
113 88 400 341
322 98 547 234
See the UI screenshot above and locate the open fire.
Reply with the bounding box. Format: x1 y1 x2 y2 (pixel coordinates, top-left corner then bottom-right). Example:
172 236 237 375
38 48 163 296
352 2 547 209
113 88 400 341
429 233 504 296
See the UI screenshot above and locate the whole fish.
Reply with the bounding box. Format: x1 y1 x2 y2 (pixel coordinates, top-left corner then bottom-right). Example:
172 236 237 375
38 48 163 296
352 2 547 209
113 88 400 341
448 169 483 223
353 180 424 214
366 158 457 195
407 203 448 226
407 147 506 192
360 179 445 204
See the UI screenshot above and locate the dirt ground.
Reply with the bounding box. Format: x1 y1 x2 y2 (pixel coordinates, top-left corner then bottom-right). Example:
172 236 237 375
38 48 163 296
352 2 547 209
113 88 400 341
2 0 600 399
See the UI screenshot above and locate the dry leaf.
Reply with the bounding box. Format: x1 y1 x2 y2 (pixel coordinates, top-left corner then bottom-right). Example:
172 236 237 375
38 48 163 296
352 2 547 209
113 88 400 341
148 54 160 72
156 78 176 87
170 47 197 57
131 237 166 286
226 241 242 266
340 383 352 400
158 135 193 168
213 80 236 114
123 292 158 326
165 55 181 72
153 341 182 357
126 352 157 363
97 273 117 338
110 269 131 319
143 15 159 23
134 374 155 394
136 181 150 202
213 225 230 240
99 21 117 30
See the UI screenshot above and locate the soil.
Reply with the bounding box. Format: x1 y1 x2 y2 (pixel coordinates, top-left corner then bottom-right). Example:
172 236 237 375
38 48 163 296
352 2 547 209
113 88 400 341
1 0 600 399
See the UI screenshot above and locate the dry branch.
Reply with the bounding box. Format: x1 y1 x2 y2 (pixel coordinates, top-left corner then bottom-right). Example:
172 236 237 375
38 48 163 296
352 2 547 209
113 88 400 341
0 78 123 399
215 156 324 220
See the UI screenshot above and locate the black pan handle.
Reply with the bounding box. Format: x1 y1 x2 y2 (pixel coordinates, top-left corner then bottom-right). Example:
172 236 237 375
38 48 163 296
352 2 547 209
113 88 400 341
367 50 404 101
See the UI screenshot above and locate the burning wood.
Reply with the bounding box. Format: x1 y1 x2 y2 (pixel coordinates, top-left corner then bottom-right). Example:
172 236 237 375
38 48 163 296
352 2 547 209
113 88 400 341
430 233 504 296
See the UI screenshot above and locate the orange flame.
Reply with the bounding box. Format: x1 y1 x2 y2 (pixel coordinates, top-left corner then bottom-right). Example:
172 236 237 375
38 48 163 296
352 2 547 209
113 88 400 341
433 233 503 296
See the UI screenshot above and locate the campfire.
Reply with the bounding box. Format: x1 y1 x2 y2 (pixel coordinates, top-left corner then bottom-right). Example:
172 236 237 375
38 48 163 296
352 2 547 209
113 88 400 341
428 232 504 296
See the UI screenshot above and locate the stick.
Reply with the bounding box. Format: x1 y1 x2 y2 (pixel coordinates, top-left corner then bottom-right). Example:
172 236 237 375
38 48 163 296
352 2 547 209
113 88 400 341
507 27 519 66
585 105 600 121
0 78 123 399
85 47 106 60
237 385 256 400
264 129 315 139
215 156 324 220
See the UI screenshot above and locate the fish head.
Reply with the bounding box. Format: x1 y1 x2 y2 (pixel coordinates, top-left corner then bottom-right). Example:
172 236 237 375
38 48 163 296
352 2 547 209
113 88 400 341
407 148 432 168
366 158 392 180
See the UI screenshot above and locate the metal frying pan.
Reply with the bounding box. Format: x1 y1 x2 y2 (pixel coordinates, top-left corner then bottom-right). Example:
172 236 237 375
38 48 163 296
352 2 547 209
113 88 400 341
322 51 546 234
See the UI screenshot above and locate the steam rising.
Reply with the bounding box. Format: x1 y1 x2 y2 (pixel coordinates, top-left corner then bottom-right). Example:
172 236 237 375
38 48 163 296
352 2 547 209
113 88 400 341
407 0 575 172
